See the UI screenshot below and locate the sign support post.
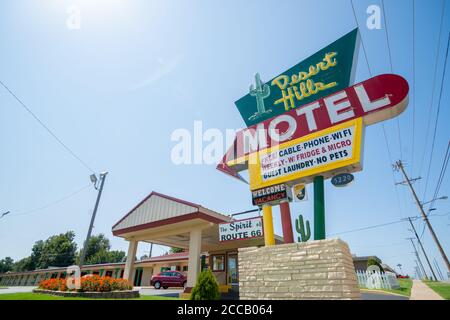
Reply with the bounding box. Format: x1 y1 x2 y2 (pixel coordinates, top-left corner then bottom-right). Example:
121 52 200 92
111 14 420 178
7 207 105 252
279 201 294 243
314 176 325 240
262 205 275 246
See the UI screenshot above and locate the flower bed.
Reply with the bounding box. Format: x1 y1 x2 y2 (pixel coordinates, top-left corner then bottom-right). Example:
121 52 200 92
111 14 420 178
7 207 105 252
39 275 132 292
35 275 139 299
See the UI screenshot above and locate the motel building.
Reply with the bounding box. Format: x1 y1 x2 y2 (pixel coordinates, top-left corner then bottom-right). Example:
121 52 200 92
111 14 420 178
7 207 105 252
0 192 282 295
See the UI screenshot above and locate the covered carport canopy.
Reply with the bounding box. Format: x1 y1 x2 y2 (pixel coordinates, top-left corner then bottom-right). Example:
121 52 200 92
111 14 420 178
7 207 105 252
112 191 235 288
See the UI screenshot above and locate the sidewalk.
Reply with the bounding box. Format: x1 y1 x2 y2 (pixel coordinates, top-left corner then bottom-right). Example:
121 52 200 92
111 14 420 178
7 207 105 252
410 280 444 300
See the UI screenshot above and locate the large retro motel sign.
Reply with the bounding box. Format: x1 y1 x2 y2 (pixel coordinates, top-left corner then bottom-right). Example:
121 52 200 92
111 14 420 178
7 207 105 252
217 29 409 246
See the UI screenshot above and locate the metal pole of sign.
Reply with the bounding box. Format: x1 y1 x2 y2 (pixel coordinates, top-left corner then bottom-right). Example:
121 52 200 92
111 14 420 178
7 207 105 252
262 205 275 246
314 176 325 240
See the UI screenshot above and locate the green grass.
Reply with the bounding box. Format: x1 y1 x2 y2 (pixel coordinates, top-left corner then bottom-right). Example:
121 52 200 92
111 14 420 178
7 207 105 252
0 292 180 300
361 278 413 297
424 281 450 300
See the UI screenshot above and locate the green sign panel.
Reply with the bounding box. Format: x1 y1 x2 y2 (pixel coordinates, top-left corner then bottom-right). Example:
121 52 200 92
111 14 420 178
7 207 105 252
235 28 360 127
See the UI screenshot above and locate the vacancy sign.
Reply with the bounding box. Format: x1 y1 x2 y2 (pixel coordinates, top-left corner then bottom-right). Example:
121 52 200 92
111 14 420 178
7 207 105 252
217 74 409 183
219 217 264 242
249 118 363 190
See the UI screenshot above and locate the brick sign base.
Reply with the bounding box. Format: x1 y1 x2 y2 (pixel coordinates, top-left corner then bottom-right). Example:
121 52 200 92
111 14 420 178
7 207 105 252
238 239 361 300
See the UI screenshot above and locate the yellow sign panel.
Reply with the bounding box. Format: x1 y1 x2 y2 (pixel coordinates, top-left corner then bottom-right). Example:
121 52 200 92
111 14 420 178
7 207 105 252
248 118 364 191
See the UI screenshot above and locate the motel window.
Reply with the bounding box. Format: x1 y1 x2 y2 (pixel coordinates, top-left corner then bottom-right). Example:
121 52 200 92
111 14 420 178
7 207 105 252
105 270 113 277
212 255 225 272
182 266 188 272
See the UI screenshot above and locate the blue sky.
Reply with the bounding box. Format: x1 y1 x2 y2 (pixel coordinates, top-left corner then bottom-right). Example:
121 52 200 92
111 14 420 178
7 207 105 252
0 0 449 278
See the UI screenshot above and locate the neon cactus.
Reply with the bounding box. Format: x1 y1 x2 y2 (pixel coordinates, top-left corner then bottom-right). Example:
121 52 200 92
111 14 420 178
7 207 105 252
249 73 270 114
295 214 311 242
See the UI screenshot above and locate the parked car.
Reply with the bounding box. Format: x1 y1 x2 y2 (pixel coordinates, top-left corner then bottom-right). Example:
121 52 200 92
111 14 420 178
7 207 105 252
396 275 410 279
150 271 187 289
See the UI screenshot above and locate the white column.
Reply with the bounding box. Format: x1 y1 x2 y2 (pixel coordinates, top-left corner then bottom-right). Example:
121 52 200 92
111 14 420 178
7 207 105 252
186 228 202 288
123 239 138 282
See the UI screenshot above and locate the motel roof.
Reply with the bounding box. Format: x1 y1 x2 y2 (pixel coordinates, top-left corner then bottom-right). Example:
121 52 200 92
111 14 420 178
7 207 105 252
112 191 231 236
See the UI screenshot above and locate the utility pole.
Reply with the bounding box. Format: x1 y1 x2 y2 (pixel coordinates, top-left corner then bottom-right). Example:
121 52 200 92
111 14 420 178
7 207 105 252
395 160 450 273
79 172 108 267
407 237 428 280
433 258 444 281
406 217 437 281
414 263 422 280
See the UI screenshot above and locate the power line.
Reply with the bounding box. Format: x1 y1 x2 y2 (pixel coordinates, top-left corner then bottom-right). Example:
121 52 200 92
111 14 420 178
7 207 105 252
6 184 91 217
419 142 450 238
327 219 404 236
350 0 372 77
381 0 403 161
418 0 446 188
421 33 450 204
0 80 95 173
411 0 416 174
350 0 405 219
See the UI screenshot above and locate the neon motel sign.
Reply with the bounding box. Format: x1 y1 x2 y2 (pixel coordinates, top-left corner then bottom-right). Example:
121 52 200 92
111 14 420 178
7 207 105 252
217 73 409 189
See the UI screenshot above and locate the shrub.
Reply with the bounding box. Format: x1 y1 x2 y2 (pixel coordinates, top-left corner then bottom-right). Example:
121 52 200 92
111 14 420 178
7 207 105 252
190 269 220 300
38 275 132 292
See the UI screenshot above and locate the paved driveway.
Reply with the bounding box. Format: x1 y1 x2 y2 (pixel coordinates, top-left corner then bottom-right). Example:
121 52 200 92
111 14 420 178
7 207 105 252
361 291 408 300
0 286 36 294
137 287 183 297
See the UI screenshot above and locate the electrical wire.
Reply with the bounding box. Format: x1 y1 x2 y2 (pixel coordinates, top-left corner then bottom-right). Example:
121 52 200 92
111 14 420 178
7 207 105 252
350 0 405 219
327 219 405 236
418 0 446 182
381 0 403 162
421 33 450 204
419 142 450 238
6 184 91 217
0 80 95 173
411 0 416 173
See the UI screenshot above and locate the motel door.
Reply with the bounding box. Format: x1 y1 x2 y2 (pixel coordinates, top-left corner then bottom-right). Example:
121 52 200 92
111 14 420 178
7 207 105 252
227 254 239 285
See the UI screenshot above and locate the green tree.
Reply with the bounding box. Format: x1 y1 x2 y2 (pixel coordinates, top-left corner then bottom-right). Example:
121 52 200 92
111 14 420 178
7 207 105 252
12 256 33 272
39 231 77 268
190 269 220 300
0 257 14 273
77 234 126 265
169 247 185 253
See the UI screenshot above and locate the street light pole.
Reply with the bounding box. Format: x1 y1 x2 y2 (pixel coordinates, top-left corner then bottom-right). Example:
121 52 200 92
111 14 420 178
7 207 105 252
79 171 108 267
395 160 450 273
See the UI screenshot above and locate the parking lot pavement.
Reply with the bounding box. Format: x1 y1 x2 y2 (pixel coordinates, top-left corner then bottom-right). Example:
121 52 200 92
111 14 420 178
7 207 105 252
138 287 183 297
0 286 36 294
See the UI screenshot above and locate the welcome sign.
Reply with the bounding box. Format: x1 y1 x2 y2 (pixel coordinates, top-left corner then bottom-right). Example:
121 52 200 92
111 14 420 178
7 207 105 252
235 29 360 127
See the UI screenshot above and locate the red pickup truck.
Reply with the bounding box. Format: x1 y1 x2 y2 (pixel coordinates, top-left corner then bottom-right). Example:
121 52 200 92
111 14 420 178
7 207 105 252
150 271 187 289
